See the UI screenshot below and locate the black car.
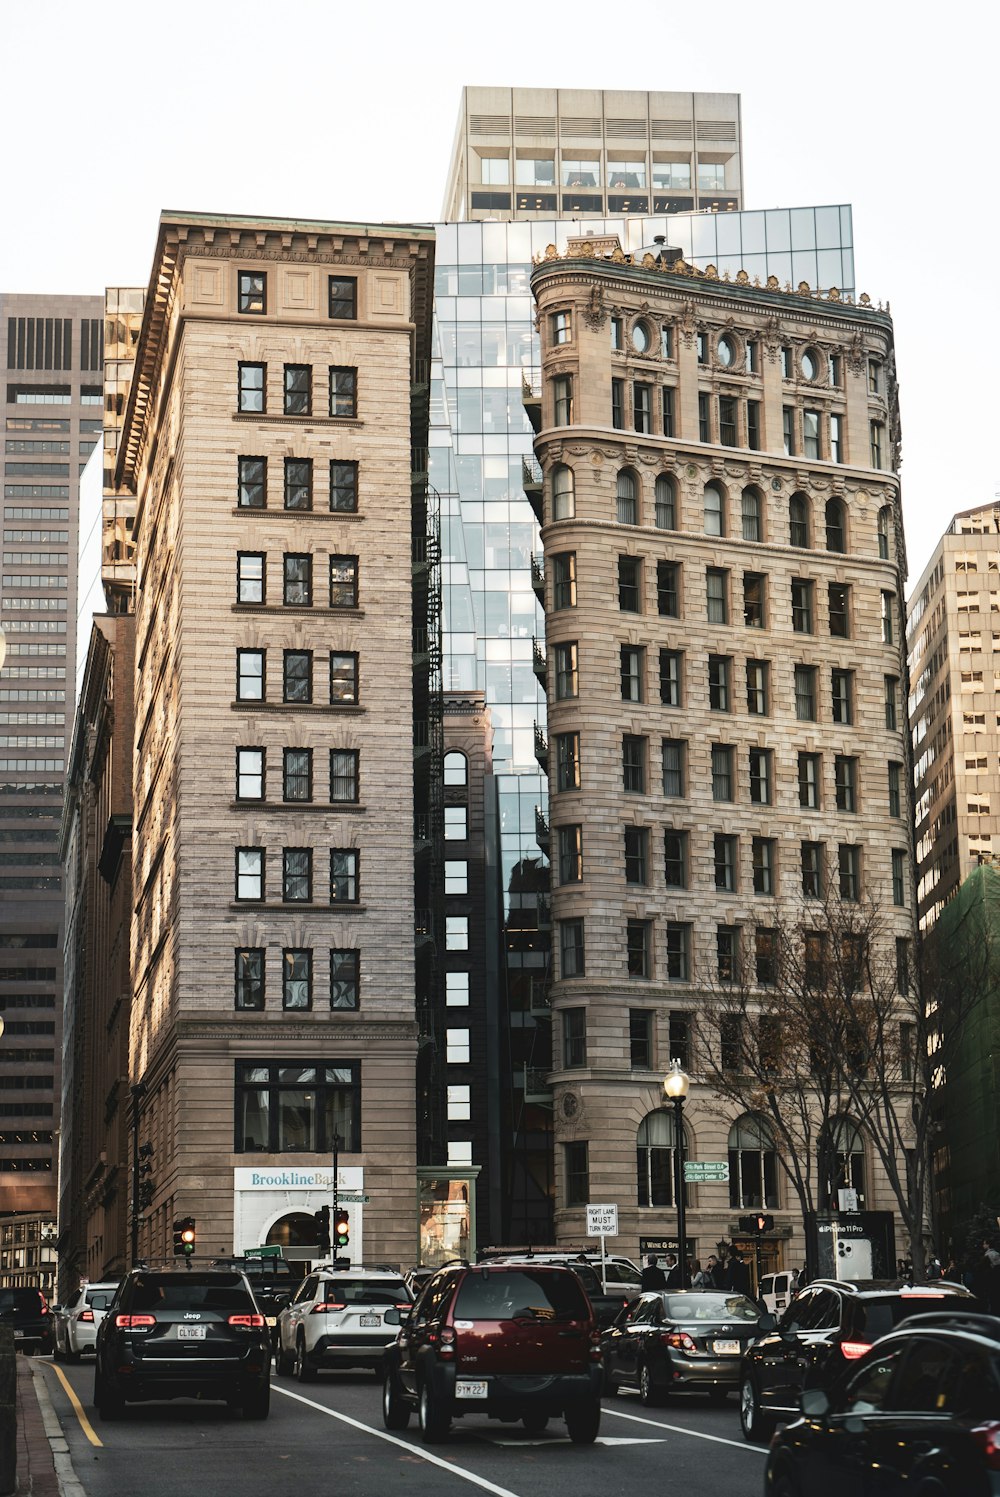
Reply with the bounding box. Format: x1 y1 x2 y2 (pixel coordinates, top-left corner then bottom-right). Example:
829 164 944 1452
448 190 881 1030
741 1277 975 1443
93 1269 272 1419
602 1290 763 1404
0 1286 52 1354
765 1310 1000 1497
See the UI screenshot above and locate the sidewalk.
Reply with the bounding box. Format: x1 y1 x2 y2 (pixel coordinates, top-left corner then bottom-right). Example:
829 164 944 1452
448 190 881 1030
14 1357 61 1496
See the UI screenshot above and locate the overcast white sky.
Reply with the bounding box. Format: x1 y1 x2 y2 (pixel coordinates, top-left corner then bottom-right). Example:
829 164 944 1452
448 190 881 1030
1 0 993 588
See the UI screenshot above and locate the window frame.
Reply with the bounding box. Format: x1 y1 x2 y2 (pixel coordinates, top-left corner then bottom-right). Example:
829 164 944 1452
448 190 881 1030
236 746 265 801
330 948 360 1009
283 363 312 417
283 649 313 704
238 361 265 414
330 849 360 905
328 275 358 321
282 847 313 903
330 366 358 418
235 948 265 1010
282 947 313 1009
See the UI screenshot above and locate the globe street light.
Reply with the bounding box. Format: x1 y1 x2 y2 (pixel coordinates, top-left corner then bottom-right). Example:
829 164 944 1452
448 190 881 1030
663 1059 691 1290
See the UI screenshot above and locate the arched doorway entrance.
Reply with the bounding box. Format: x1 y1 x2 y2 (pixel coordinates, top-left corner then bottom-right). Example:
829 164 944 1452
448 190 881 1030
264 1212 316 1280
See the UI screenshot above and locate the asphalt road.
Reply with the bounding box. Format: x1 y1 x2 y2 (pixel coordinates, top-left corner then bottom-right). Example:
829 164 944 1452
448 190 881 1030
35 1357 768 1497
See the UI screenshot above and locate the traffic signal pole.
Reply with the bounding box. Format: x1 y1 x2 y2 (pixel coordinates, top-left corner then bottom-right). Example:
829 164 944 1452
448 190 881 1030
332 1130 340 1254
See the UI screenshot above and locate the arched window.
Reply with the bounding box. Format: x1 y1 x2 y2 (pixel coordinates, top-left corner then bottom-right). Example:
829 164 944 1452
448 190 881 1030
741 486 762 543
877 505 891 561
617 469 638 526
789 492 810 548
443 751 468 787
636 1108 690 1208
654 474 676 530
704 482 725 537
825 497 846 553
728 1114 779 1209
818 1118 867 1209
551 464 575 521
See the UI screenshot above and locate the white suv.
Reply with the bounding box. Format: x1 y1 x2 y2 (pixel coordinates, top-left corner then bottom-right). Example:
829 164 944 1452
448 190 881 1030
53 1282 120 1361
276 1266 412 1381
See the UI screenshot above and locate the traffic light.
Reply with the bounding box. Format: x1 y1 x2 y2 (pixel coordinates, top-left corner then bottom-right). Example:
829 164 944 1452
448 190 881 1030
314 1205 331 1254
333 1208 350 1251
738 1213 774 1234
173 1217 196 1256
755 1214 775 1233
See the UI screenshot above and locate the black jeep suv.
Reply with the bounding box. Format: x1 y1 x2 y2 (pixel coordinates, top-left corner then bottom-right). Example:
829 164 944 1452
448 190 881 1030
93 1269 271 1419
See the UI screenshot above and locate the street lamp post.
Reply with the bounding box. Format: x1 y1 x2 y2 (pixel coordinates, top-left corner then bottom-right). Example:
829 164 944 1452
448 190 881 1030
663 1059 691 1290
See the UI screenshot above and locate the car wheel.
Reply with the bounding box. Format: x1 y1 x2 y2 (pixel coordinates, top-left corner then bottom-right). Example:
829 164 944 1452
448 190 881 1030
294 1333 317 1383
418 1378 450 1444
769 1469 800 1497
522 1412 549 1434
275 1338 294 1376
739 1374 774 1444
94 1372 124 1421
242 1383 270 1420
565 1398 601 1444
382 1369 411 1430
638 1361 660 1406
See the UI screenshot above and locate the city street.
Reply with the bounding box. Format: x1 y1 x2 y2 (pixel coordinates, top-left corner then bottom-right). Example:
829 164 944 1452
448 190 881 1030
32 1357 767 1497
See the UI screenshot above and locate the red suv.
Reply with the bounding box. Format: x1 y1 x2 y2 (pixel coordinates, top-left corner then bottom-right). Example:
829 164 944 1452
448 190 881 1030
382 1261 603 1444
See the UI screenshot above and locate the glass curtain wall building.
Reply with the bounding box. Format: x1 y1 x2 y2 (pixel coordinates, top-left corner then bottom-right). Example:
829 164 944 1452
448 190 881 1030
430 208 856 1242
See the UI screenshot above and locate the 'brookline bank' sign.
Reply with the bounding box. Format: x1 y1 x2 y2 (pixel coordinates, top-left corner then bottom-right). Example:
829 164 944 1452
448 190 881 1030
234 1167 363 1192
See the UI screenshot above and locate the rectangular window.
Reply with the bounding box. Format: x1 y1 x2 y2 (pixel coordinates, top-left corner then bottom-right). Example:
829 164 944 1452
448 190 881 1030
330 460 358 512
558 824 583 884
884 675 899 730
235 1060 359 1154
446 917 469 952
697 332 708 364
330 366 357 418
629 1010 652 1069
282 948 312 1009
238 456 266 508
283 553 312 606
711 744 734 802
870 420 885 469
329 555 359 608
662 387 675 438
283 848 313 902
611 317 623 351
755 927 777 985
746 659 769 715
792 578 814 633
330 849 359 904
888 761 902 818
669 1010 691 1070
782 406 795 455
236 649 264 701
830 413 844 462
896 937 911 997
624 826 649 885
283 650 312 703
330 652 358 704
747 399 761 451
706 567 728 624
330 949 360 1009
236 847 264 901
564 1141 589 1206
835 755 857 813
714 832 737 892
839 844 861 902
803 409 821 460
550 309 572 345
283 748 313 803
719 395 738 447
799 752 821 809
892 848 906 906
620 645 644 702
708 654 731 711
657 560 679 617
611 378 624 429
717 926 739 984
284 364 311 416
753 840 775 896
563 1008 587 1068
794 664 817 721
664 829 688 888
831 669 853 725
656 650 682 710
329 276 357 320
627 919 651 979
554 375 573 426
622 734 646 794
881 591 895 644
698 391 711 442
555 642 579 700
238 362 265 413
239 271 266 314
560 919 585 978
446 1026 470 1061
237 551 265 605
552 552 576 610
284 457 313 511
634 382 652 434
829 582 850 638
236 747 265 800
618 555 642 612
662 739 685 798
665 923 690 981
556 732 580 792
330 749 359 803
444 859 468 895
235 948 265 1010
749 747 771 805
444 806 468 840
743 572 765 627
801 840 824 898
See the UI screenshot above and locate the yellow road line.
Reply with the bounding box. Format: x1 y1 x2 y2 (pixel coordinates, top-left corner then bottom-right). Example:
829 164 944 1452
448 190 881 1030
47 1361 103 1447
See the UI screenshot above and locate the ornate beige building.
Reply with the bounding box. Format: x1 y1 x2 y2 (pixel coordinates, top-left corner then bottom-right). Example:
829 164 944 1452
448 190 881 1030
530 239 914 1273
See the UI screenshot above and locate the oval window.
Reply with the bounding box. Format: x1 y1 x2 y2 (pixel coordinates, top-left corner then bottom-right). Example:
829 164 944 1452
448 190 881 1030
801 348 819 380
718 334 737 367
632 321 650 354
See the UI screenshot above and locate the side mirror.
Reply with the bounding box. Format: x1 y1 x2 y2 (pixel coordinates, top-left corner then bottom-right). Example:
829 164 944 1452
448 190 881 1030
800 1387 830 1418
756 1312 777 1334
383 1307 404 1326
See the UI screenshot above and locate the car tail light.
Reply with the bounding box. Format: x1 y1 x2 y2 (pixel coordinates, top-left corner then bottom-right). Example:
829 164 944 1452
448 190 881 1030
77 1310 95 1323
40 1294 49 1314
589 1328 603 1361
971 1422 1000 1470
310 1302 346 1314
839 1339 872 1360
396 1303 411 1310
663 1331 698 1354
115 1314 156 1329
438 1325 456 1360
227 1314 265 1329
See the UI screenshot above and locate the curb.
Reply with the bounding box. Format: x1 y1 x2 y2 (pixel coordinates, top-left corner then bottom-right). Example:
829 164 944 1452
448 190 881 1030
18 1360 86 1497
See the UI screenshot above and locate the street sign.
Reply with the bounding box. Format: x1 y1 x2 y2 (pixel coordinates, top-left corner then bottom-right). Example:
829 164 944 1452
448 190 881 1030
335 1192 370 1203
244 1245 283 1259
683 1161 730 1183
586 1203 618 1237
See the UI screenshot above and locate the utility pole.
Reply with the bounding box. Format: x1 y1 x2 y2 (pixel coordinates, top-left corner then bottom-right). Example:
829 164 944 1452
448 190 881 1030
332 1130 341 1254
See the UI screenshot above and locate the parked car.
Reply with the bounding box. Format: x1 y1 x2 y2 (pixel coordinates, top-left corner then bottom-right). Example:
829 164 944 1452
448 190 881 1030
603 1290 764 1404
275 1266 412 1380
53 1282 119 1361
383 1260 603 1444
765 1308 1000 1496
758 1271 799 1316
0 1286 53 1355
741 1276 976 1443
93 1268 271 1419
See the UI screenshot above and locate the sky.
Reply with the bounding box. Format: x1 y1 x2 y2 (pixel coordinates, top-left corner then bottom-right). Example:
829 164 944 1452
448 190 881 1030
1 0 994 590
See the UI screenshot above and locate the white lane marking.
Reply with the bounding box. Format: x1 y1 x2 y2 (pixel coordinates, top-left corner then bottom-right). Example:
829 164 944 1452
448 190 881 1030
492 1436 664 1447
274 1384 525 1497
603 1404 768 1453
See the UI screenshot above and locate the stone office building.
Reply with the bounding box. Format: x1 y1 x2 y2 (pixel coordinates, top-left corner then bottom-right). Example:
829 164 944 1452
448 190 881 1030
530 238 914 1272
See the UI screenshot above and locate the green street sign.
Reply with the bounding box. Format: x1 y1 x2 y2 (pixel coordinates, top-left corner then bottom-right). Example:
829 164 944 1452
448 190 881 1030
243 1245 284 1258
683 1161 730 1183
336 1192 371 1203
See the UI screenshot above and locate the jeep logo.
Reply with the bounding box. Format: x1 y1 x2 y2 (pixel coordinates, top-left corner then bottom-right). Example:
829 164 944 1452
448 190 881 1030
183 1313 202 1321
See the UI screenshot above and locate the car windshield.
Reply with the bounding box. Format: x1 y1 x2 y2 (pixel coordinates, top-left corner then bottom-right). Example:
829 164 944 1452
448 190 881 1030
454 1269 590 1321
129 1274 254 1314
323 1281 409 1305
665 1293 760 1322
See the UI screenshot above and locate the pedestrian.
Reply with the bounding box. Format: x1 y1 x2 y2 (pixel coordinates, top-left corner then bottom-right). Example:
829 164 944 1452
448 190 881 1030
691 1258 712 1288
725 1246 752 1297
640 1253 667 1291
973 1239 1000 1313
705 1253 726 1289
926 1255 943 1281
664 1253 683 1289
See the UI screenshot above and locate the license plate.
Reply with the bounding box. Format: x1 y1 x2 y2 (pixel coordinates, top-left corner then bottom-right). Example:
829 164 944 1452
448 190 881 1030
177 1325 207 1340
359 1314 382 1327
712 1339 740 1356
456 1380 488 1399
265 1317 277 1327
